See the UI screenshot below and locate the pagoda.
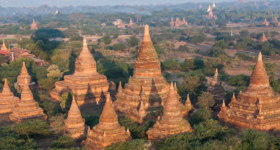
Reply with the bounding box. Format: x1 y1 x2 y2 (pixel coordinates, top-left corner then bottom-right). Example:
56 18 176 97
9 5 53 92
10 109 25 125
30 19 38 30
259 33 268 43
84 94 131 150
219 52 280 131
175 18 182 27
199 4 202 9
127 18 134 27
50 37 115 106
169 17 175 27
207 68 224 109
253 0 258 6
0 79 19 114
15 62 36 90
64 96 86 139
213 0 216 8
261 18 269 26
181 94 193 118
235 0 248 5
0 39 10 55
182 17 188 26
10 78 47 123
113 25 170 123
207 4 212 12
273 17 280 26
146 82 193 141
117 19 126 29
263 0 269 6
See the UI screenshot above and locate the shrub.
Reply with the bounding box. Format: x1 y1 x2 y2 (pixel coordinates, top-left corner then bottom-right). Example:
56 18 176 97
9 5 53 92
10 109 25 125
177 45 190 52
107 139 150 150
102 35 111 45
84 115 100 129
228 75 250 87
233 42 248 49
189 108 212 125
213 40 227 49
112 43 126 51
50 136 75 148
162 58 180 71
128 36 140 47
197 92 215 112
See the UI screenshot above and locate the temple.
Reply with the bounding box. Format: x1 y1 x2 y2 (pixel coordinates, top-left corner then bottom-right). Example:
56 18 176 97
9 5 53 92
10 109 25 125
263 0 268 6
253 0 258 6
10 78 47 123
117 19 126 29
84 94 131 150
50 37 115 106
273 17 280 26
261 18 269 26
146 82 193 141
15 62 36 90
127 18 134 27
218 52 280 131
0 79 19 114
206 5 217 19
113 25 170 123
207 68 224 110
5 48 44 66
30 19 38 30
0 39 9 55
181 94 193 118
199 4 202 9
234 0 248 5
64 96 86 139
169 17 175 27
259 33 268 43
213 0 216 8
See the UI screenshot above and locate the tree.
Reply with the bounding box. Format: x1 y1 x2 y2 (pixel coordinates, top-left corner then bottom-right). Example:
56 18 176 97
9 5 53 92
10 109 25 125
47 64 63 79
49 114 65 135
234 42 248 49
38 78 56 91
177 45 189 52
113 43 127 51
189 35 206 44
197 92 215 112
99 42 105 49
239 30 250 37
102 35 111 45
161 58 180 70
213 40 227 49
59 92 72 112
50 136 75 148
128 36 140 47
113 33 119 38
0 55 8 65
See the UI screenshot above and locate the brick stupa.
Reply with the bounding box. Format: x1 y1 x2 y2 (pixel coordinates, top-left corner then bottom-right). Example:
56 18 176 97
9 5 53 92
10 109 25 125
0 79 19 114
117 19 126 29
259 33 268 43
219 52 280 131
113 25 170 123
127 18 134 27
169 17 175 26
261 18 269 26
175 18 182 27
30 19 38 30
10 78 47 123
207 68 225 109
146 82 193 141
84 94 131 150
15 62 36 90
51 37 114 106
64 96 86 139
181 94 193 118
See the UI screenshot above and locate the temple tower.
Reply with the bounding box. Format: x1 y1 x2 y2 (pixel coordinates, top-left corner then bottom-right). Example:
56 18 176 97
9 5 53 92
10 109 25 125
1 39 7 50
218 52 280 131
0 79 19 114
169 17 175 26
113 25 170 123
84 94 131 150
50 37 115 106
16 62 36 90
146 82 193 141
30 19 38 30
261 18 269 26
259 33 268 43
10 78 47 123
64 96 86 139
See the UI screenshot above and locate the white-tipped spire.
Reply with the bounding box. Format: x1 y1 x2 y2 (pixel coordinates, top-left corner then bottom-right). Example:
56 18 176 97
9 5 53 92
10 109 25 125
83 37 87 46
222 99 226 107
258 52 262 61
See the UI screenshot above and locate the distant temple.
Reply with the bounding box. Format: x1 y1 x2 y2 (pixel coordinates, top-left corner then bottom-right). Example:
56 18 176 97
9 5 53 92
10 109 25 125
261 18 269 26
273 17 280 26
263 0 269 6
206 5 217 19
219 52 280 131
170 17 175 27
127 18 134 27
0 39 9 55
199 4 202 9
259 33 268 43
117 19 126 29
207 69 225 109
174 17 188 27
30 19 38 30
213 0 216 8
253 0 258 6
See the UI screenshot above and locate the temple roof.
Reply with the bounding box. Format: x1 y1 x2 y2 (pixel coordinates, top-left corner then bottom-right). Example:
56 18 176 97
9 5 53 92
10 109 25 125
2 78 11 94
66 96 83 120
1 39 8 51
20 62 29 76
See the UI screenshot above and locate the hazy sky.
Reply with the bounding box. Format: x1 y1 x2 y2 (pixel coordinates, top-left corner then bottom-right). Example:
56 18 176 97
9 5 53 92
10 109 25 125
0 0 240 7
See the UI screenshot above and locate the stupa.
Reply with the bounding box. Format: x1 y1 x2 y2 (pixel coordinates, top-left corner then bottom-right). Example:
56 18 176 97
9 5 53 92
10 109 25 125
15 62 36 90
218 52 280 131
207 68 224 109
259 33 268 43
146 82 193 141
127 18 134 27
175 18 182 27
0 79 19 114
30 19 38 30
10 78 47 123
253 0 258 6
261 18 269 26
182 17 188 26
273 17 280 26
181 94 193 118
64 96 86 139
199 4 202 9
113 25 170 123
169 17 175 27
213 0 216 8
0 39 9 55
117 19 126 29
235 0 248 5
50 37 115 106
84 94 131 150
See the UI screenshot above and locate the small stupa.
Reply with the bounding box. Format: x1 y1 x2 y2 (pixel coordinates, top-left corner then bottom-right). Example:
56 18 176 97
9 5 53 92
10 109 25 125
10 78 47 123
218 52 280 131
212 0 216 8
0 78 19 114
175 18 182 27
146 82 193 141
207 68 225 109
182 17 188 25
50 37 115 106
181 94 193 118
259 33 268 43
261 18 269 26
84 93 131 150
127 18 134 27
30 19 38 30
114 25 170 123
64 96 86 139
169 17 175 26
15 62 36 90
0 39 9 55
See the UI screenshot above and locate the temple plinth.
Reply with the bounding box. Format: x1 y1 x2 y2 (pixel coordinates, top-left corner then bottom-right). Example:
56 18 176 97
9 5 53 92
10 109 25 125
0 79 19 114
259 33 268 43
83 94 131 150
51 37 115 106
10 78 47 123
30 19 38 30
15 62 36 90
64 96 86 139
146 82 193 141
218 52 280 131
207 68 224 110
113 25 170 123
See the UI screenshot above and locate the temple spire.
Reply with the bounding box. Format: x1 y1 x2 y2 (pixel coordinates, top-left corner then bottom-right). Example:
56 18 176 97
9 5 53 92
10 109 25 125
118 81 123 92
1 39 7 50
21 62 28 76
2 78 11 93
185 94 192 106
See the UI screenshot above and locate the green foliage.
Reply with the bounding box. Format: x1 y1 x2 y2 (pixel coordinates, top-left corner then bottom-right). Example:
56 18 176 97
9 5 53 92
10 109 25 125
113 33 119 38
235 52 255 61
233 42 248 49
113 43 127 51
59 92 72 112
207 46 227 57
38 77 56 91
34 28 64 39
154 45 165 54
50 136 75 148
213 40 227 49
197 92 215 112
181 72 207 98
49 114 65 135
203 58 224 76
102 35 111 45
239 30 250 37
189 34 206 44
189 108 212 125
161 58 180 71
128 36 140 47
84 115 100 129
228 75 250 87
106 139 150 150
177 45 189 52
0 55 8 64
47 64 64 79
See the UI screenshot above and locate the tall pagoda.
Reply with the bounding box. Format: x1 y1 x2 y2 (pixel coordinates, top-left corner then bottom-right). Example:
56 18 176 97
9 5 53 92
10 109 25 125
146 82 193 141
84 94 131 150
0 79 19 114
113 25 170 123
16 62 36 90
30 19 38 30
259 33 268 43
219 52 280 131
50 37 115 106
0 39 9 55
10 78 47 123
64 96 86 139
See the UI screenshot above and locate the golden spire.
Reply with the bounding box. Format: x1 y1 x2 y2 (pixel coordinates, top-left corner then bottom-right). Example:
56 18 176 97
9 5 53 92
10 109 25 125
1 39 7 50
